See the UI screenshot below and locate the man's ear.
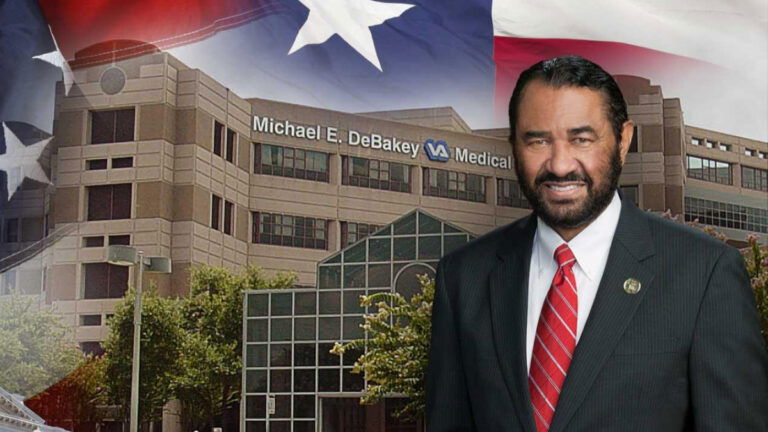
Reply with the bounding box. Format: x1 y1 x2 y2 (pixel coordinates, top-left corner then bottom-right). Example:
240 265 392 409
618 120 634 165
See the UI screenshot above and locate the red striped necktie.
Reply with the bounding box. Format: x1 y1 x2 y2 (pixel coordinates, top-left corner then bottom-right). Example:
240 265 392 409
529 243 578 432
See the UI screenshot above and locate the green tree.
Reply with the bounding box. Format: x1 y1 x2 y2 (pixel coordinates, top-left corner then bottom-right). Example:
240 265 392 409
332 274 434 420
175 265 296 430
0 295 82 397
102 286 185 424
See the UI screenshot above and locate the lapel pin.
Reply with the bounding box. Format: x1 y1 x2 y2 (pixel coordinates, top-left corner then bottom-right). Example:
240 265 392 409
623 278 641 294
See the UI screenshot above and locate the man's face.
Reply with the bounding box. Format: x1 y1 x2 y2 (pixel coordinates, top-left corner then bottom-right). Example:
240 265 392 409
513 81 633 231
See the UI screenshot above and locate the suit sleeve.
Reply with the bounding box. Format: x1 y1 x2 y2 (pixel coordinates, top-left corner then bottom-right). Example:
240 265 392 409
426 255 476 432
689 246 768 431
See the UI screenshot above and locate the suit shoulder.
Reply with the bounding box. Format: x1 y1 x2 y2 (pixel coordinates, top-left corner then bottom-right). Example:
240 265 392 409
640 209 733 256
439 214 532 266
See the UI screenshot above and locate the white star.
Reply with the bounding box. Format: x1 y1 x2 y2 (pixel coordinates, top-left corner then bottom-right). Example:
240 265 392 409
0 123 52 200
33 27 74 95
289 0 415 71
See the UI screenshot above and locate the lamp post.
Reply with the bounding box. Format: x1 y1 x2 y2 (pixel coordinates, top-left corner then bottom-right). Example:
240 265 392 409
107 246 171 432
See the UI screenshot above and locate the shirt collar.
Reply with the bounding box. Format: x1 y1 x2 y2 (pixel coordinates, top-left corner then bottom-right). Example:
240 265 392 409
535 190 622 281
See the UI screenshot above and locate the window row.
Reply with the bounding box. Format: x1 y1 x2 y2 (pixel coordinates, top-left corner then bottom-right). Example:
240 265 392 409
255 144 533 206
251 214 398 251
86 156 133 170
684 197 767 234
743 148 767 159
254 143 329 182
686 155 732 185
690 137 732 152
82 234 130 248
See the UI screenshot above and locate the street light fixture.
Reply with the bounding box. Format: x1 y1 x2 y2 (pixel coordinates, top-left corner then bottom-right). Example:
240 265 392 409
107 245 172 432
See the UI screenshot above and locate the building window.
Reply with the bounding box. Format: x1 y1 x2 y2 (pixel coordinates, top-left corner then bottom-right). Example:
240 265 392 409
80 315 102 326
685 197 768 233
254 143 329 182
340 222 381 248
742 166 768 192
87 184 132 220
112 157 133 168
620 185 640 206
213 121 224 157
86 159 108 170
211 194 222 230
4 218 19 243
718 143 731 152
745 148 755 157
686 155 732 185
691 137 702 146
497 179 530 208
252 212 328 249
341 156 411 192
108 234 131 245
91 108 135 144
705 140 716 149
83 236 104 247
628 126 638 153
226 129 236 163
224 201 234 235
83 262 129 299
423 168 486 203
759 151 767 159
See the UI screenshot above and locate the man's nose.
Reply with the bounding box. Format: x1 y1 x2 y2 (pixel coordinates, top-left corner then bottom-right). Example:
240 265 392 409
546 140 580 178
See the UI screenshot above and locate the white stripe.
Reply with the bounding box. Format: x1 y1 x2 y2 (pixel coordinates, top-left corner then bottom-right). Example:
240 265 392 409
532 405 551 429
532 354 561 392
557 257 576 268
544 298 577 339
540 317 574 359
563 272 578 295
490 1 765 75
551 284 577 317
535 334 567 376
530 375 556 411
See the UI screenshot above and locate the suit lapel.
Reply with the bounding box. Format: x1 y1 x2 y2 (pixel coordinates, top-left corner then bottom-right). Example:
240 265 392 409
549 200 657 432
490 215 537 432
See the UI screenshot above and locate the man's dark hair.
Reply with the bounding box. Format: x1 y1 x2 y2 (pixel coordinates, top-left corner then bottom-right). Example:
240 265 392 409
508 55 628 145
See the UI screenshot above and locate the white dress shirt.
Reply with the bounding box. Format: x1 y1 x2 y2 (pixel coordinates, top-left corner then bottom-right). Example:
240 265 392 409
526 191 622 370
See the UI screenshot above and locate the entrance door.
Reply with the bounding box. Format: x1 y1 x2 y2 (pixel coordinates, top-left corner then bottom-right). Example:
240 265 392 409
320 397 423 432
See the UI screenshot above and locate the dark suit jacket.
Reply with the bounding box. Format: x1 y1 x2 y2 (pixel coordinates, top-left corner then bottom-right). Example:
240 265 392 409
426 194 768 431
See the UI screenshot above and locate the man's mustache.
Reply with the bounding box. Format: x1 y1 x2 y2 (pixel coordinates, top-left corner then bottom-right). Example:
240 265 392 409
534 171 593 187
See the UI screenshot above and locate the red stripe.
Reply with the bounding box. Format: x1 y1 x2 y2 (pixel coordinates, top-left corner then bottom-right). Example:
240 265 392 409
493 36 714 124
38 0 284 67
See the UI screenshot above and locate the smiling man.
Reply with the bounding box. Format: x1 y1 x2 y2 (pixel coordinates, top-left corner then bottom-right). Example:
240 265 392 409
426 56 768 432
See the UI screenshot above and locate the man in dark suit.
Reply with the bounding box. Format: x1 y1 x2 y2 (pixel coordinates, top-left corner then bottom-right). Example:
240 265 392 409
426 56 768 431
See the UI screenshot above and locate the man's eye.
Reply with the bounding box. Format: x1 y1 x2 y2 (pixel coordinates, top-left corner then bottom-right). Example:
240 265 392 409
572 137 591 145
529 139 548 146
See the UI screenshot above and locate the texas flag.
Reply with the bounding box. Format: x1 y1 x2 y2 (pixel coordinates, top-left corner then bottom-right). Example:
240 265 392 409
30 0 767 142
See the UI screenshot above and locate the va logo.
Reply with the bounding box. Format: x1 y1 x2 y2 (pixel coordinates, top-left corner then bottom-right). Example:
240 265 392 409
424 139 450 162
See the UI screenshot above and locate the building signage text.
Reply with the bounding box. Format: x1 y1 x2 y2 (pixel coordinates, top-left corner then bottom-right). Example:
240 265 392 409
253 115 511 169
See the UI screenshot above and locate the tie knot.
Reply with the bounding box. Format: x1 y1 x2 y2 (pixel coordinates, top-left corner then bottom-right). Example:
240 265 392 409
554 243 576 268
